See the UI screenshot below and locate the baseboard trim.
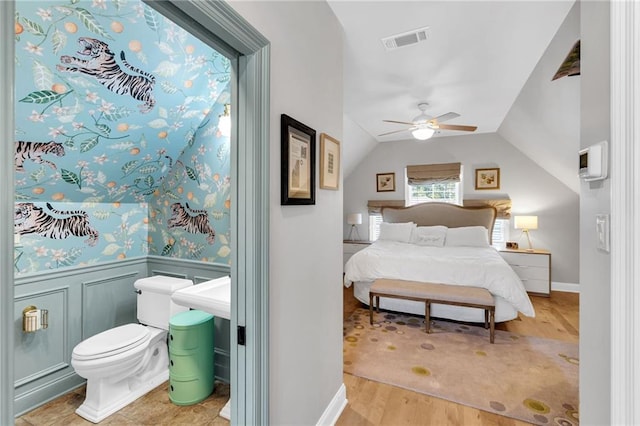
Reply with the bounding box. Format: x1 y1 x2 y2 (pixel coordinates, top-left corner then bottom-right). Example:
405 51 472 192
551 282 580 293
316 383 347 426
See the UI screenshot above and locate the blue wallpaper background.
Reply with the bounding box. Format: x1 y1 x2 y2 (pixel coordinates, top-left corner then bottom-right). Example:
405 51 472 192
14 0 231 275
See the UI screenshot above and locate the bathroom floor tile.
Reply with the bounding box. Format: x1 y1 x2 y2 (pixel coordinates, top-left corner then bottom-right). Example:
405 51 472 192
17 381 231 425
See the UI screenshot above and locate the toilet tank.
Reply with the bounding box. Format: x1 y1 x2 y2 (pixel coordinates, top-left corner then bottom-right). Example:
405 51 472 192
134 276 193 330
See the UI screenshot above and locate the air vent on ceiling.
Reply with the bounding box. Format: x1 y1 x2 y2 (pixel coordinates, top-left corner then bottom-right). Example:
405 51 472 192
381 26 430 51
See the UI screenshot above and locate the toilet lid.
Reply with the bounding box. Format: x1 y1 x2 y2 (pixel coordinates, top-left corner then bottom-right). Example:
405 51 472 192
73 324 151 360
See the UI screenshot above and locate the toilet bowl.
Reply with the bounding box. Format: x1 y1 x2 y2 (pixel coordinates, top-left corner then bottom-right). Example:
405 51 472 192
71 276 193 423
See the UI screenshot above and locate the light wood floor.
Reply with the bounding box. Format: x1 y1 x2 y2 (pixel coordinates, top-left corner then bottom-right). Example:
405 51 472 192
337 286 579 426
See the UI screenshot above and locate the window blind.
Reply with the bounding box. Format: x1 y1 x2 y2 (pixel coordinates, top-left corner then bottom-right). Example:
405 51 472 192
366 199 405 214
463 198 512 219
406 162 461 185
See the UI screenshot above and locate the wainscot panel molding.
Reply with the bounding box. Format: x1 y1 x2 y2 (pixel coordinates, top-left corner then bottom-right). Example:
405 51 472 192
13 257 147 416
14 256 232 415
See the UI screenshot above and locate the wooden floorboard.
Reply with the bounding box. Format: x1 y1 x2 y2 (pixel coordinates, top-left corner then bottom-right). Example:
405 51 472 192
338 286 579 426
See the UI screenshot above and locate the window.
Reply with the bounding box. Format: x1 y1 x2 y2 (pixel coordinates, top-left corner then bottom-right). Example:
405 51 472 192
491 219 510 249
407 181 462 206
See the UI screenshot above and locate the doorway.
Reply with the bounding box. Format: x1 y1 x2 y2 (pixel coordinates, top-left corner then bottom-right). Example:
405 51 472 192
0 1 270 424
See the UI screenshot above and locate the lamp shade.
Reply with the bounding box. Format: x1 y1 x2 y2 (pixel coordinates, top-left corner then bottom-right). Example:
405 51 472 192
514 215 538 230
347 213 362 225
411 126 435 141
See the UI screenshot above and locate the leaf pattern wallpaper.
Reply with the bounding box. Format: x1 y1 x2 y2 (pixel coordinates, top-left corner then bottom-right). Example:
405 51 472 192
14 0 231 275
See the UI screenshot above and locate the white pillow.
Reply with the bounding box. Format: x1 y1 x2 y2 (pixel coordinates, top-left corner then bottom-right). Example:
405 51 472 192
411 226 447 247
445 226 490 247
378 222 416 243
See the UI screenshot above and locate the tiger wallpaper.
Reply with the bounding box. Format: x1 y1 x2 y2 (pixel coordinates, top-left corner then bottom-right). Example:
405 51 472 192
14 0 231 274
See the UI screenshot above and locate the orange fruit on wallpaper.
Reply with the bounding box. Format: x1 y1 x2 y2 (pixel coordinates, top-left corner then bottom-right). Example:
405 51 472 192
128 40 142 52
164 200 169 206
177 186 183 194
153 189 160 197
112 202 121 208
117 123 129 132
158 131 168 139
110 21 124 33
168 238 175 245
150 210 157 218
224 199 231 209
51 192 64 201
143 217 149 224
106 181 117 188
129 147 140 155
187 191 193 200
15 22 23 35
64 22 78 33
184 80 193 89
31 187 45 195
117 253 126 260
51 83 67 94
185 45 195 54
147 235 153 243
213 173 220 181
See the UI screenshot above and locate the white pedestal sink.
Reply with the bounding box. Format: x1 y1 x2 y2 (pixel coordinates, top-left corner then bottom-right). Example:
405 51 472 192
171 276 231 419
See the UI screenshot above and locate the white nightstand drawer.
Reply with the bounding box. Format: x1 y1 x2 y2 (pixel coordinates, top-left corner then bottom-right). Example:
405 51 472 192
519 278 549 294
510 265 549 281
500 251 549 268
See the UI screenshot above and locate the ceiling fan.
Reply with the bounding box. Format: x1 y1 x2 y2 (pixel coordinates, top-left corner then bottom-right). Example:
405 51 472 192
380 103 478 140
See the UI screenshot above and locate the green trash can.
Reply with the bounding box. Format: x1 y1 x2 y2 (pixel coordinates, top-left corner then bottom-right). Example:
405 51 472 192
168 310 214 405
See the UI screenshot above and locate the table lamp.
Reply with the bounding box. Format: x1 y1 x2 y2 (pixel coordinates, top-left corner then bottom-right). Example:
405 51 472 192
347 213 362 241
514 215 538 251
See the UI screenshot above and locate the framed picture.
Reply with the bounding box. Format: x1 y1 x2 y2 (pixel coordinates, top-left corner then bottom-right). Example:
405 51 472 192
281 114 316 205
475 168 500 190
506 241 519 249
320 133 340 190
376 172 396 192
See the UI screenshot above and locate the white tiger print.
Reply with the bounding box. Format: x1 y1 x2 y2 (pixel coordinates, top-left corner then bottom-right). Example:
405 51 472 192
56 37 156 113
14 202 99 247
167 202 216 245
14 141 65 172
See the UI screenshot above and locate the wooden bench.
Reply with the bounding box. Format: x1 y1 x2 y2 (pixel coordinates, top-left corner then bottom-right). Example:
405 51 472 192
369 279 496 343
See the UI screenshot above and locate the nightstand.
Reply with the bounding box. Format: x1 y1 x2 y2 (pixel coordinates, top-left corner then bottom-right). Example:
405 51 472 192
343 240 372 269
499 249 551 297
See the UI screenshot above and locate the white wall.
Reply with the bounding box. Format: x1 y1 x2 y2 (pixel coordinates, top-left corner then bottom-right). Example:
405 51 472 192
499 2 580 194
342 115 377 179
228 2 345 424
344 132 579 284
579 0 610 423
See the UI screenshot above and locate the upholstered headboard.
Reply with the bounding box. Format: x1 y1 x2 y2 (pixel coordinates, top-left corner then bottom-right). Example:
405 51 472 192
382 202 497 243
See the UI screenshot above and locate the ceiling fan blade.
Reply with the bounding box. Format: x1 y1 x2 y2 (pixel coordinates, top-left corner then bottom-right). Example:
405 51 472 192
438 124 478 132
378 128 413 137
383 119 416 126
430 112 460 124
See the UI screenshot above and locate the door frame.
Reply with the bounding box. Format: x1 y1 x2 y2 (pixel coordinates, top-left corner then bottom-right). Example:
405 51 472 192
0 1 270 424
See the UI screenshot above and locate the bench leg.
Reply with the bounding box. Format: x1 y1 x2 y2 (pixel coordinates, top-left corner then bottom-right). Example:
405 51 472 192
490 308 495 344
425 301 431 334
375 295 380 313
369 292 374 325
484 309 489 329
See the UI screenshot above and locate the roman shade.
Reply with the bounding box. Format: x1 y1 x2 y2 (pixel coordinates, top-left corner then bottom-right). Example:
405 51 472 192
406 162 462 185
367 199 405 214
463 198 512 219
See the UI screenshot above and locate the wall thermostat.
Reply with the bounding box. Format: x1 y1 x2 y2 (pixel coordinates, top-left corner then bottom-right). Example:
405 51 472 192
579 141 608 181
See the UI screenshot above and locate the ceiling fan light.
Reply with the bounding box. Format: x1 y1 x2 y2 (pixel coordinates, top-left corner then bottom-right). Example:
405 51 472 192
412 127 435 140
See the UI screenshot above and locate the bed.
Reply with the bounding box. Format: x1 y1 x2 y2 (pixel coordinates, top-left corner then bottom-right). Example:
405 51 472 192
344 202 535 323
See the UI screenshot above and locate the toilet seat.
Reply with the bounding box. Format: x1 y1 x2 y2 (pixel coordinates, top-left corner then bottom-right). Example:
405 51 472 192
73 324 151 361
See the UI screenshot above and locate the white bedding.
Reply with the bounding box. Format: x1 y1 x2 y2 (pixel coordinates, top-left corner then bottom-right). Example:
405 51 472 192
344 240 535 320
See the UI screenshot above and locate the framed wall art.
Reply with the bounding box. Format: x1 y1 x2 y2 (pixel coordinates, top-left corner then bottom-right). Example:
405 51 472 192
319 133 340 190
376 172 396 192
281 114 316 205
475 168 500 190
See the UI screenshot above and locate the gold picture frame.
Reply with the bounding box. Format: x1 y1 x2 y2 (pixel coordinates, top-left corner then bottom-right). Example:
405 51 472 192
319 133 340 190
475 168 500 190
376 172 396 192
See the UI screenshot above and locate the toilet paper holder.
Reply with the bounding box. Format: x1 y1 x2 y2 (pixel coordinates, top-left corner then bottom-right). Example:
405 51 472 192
22 305 48 333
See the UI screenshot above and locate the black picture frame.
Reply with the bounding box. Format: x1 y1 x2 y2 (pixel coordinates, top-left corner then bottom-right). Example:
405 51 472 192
281 114 316 205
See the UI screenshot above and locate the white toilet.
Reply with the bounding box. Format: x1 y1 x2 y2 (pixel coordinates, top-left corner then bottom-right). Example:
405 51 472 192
71 275 193 423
